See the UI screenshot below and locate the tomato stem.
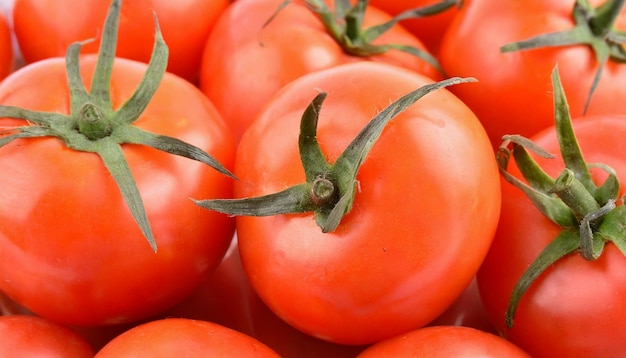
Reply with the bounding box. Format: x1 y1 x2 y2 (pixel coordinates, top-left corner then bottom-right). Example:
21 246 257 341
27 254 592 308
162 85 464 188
499 66 623 328
0 0 234 252
194 77 476 232
501 0 626 113
268 0 456 74
552 168 601 222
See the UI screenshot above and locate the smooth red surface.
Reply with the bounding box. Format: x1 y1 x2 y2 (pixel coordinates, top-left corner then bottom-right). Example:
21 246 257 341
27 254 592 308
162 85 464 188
233 61 501 345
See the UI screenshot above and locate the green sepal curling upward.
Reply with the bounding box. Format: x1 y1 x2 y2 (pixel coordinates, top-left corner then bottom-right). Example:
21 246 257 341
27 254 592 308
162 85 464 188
193 76 476 233
0 0 235 252
266 0 462 75
501 0 626 112
497 66 626 329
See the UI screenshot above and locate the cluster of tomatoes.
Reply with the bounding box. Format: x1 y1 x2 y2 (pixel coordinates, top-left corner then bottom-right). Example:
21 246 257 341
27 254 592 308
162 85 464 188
1 0 626 357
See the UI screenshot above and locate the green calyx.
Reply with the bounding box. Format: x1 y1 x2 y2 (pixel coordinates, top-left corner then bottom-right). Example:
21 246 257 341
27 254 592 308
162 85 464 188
193 76 476 232
501 0 626 112
0 0 234 252
268 0 462 74
497 66 626 329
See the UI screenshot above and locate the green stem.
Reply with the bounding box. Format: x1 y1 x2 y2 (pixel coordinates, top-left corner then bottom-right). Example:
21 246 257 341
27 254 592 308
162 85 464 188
552 168 601 222
590 0 626 37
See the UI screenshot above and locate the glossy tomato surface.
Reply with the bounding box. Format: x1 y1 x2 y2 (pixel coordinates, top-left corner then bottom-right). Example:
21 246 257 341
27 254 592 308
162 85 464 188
0 55 236 326
438 0 626 148
0 315 95 358
357 325 530 357
200 0 441 142
233 62 501 345
12 0 228 81
479 116 626 357
95 318 281 358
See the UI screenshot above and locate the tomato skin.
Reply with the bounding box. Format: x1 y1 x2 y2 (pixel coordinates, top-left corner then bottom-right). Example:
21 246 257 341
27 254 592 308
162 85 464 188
0 10 12 81
0 315 95 357
199 0 441 142
233 62 501 345
478 116 626 357
12 0 228 81
438 0 626 148
168 239 368 358
94 318 281 357
368 0 459 54
0 56 236 326
356 325 531 358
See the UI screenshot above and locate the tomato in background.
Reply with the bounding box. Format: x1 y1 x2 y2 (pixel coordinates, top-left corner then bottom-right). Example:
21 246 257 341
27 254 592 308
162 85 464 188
208 62 500 345
95 318 281 357
12 0 228 81
356 326 531 357
438 0 626 148
427 277 496 334
368 0 459 54
199 0 441 142
0 315 95 358
0 10 13 80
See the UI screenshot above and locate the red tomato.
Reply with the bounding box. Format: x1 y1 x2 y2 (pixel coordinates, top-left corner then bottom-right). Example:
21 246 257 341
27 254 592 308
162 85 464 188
0 54 236 326
199 0 441 142
12 0 228 81
479 116 626 356
0 10 12 81
95 318 281 357
368 0 459 54
225 62 500 345
0 315 95 357
438 0 626 148
357 326 531 357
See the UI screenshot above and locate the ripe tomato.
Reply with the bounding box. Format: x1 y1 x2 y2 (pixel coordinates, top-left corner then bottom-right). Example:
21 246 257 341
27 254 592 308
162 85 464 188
368 0 459 54
0 315 95 357
95 318 281 357
356 326 531 357
217 62 500 345
438 0 626 148
12 0 228 81
0 10 12 81
199 0 441 142
479 114 626 357
0 54 236 326
477 68 626 358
